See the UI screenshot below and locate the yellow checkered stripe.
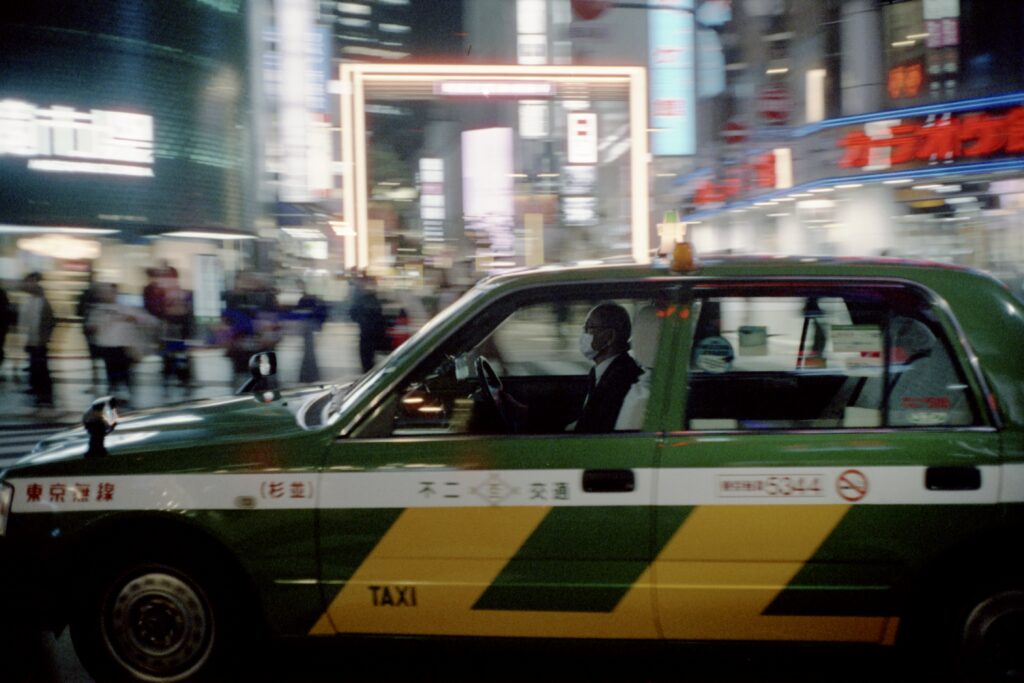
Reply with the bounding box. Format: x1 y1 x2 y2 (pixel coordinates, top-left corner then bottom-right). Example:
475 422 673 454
311 504 894 644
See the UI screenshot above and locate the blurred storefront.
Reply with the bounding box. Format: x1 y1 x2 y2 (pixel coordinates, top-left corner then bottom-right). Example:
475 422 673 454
0 1 254 316
333 0 652 282
673 0 1024 292
499 0 646 269
338 62 648 284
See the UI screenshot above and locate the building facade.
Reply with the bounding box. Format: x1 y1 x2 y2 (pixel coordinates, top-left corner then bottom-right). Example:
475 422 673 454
675 0 1024 297
0 1 253 314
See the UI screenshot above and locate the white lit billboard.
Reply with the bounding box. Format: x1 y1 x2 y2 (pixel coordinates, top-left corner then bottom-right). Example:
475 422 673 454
0 99 154 177
462 127 515 261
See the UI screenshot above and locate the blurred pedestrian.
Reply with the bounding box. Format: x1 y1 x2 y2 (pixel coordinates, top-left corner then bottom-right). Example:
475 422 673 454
19 272 56 407
296 283 326 383
349 273 386 373
86 282 156 402
0 282 14 381
76 269 104 389
297 283 328 327
222 272 281 387
145 265 194 392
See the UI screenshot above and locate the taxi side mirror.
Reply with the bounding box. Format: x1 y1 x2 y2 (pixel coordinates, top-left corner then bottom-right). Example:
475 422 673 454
83 396 121 458
236 351 278 395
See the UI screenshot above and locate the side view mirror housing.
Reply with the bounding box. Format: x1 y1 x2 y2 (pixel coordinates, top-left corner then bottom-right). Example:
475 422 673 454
237 351 278 394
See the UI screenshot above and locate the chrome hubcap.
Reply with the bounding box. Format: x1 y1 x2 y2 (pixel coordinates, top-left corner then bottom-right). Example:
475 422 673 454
103 571 213 682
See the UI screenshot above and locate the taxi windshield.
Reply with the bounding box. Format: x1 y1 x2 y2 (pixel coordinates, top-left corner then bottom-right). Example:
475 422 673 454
332 283 493 422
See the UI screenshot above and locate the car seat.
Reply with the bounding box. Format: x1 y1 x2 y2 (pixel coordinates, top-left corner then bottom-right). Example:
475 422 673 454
853 316 972 426
614 305 662 430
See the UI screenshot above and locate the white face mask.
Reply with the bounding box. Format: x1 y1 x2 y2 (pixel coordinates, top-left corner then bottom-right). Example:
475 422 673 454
579 332 599 360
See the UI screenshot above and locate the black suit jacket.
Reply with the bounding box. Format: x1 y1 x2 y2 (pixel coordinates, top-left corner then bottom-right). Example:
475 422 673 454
574 353 643 433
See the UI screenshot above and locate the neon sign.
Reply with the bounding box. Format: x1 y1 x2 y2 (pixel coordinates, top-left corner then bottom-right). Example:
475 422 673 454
887 62 924 100
837 107 1024 169
0 99 154 177
434 81 554 98
692 151 779 205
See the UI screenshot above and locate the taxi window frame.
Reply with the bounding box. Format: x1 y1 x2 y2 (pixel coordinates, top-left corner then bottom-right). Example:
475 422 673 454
339 278 687 440
670 276 999 433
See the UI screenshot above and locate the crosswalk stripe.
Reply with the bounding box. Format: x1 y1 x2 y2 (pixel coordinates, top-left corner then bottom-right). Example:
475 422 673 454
0 429 64 465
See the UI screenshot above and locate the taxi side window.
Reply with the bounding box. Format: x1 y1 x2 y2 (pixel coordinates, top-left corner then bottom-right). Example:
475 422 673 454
684 285 978 430
359 289 669 438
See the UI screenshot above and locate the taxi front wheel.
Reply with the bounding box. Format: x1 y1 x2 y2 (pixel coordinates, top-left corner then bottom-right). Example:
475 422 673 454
70 554 238 683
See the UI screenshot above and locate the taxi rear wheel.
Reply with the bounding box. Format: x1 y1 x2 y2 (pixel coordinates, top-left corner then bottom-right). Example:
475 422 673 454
959 589 1024 682
71 555 236 683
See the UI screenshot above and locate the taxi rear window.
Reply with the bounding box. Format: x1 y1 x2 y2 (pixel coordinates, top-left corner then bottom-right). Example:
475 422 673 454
684 283 978 430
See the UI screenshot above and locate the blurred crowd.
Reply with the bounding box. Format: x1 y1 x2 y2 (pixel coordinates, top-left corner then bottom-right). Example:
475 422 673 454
0 264 473 411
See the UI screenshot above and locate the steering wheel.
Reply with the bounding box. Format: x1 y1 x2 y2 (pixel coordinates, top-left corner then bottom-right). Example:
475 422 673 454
475 356 512 431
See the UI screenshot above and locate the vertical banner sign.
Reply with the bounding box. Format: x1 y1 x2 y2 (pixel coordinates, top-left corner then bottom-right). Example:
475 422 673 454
192 254 225 320
567 112 598 164
517 0 550 137
923 0 960 98
307 26 333 198
419 158 445 243
648 0 695 155
278 0 314 202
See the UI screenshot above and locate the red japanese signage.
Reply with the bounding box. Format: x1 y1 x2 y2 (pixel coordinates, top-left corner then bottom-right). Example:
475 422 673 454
259 479 314 500
888 62 924 100
693 151 778 205
570 0 609 20
837 107 1024 169
757 84 792 125
25 481 116 504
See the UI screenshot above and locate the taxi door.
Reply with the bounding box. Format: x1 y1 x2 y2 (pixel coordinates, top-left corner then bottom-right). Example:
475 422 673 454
311 283 682 640
653 280 1003 644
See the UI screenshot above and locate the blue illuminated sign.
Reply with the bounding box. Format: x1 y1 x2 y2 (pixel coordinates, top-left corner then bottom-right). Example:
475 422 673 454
648 0 695 156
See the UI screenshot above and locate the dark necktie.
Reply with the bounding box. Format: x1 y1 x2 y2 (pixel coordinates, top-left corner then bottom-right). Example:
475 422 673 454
583 367 596 406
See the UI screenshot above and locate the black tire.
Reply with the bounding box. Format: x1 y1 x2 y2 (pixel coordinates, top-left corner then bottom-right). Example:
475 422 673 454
959 589 1024 683
903 583 1024 683
70 553 238 683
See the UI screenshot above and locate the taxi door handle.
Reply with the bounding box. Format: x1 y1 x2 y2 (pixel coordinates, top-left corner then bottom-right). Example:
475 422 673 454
583 469 635 493
925 466 981 491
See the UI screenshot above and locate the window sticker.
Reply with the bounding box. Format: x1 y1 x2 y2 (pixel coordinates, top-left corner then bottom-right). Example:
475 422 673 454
738 325 768 356
693 336 734 373
843 406 881 428
905 411 950 426
832 325 882 353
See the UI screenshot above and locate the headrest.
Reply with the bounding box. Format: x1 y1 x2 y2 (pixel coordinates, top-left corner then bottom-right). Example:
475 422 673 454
890 316 936 358
631 305 661 368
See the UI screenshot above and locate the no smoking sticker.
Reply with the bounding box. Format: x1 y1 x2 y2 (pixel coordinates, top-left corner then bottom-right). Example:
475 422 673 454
836 469 868 502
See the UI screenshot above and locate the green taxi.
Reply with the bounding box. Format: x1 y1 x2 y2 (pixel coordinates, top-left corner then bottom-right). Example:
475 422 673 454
2 253 1023 682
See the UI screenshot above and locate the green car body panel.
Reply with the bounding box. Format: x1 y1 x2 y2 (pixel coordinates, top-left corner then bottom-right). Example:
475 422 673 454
1 256 1022 650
